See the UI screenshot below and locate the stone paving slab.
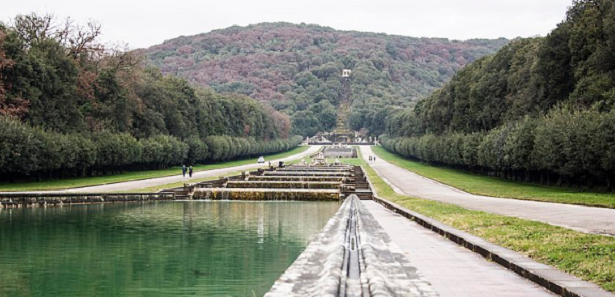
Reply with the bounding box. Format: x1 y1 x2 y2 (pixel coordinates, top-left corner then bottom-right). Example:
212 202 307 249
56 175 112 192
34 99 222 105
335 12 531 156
362 200 558 297
360 146 615 236
367 197 615 297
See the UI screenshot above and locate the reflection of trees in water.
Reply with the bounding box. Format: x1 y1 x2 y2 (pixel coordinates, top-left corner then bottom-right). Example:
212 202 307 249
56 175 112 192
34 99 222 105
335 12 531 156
0 201 340 296
112 201 340 243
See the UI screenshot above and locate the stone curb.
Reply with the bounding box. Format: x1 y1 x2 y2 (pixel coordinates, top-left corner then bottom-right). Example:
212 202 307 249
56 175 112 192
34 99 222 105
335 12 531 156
370 195 615 297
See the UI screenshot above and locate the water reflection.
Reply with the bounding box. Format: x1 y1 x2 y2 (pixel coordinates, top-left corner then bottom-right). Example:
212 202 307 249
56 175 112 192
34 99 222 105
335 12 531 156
0 201 339 297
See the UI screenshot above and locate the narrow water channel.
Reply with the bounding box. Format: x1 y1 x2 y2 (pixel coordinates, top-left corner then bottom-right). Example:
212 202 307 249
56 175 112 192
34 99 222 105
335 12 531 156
0 201 340 296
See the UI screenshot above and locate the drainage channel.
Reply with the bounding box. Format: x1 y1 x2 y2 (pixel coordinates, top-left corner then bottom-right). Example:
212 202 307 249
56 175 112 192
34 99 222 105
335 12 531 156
340 197 363 297
266 195 439 297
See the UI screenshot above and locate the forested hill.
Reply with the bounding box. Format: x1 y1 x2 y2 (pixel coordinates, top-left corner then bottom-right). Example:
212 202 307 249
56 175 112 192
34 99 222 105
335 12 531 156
144 23 508 136
382 0 615 189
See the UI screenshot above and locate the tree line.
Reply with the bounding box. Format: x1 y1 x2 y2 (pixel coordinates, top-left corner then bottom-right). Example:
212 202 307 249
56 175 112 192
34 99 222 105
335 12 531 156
0 14 300 181
382 0 615 189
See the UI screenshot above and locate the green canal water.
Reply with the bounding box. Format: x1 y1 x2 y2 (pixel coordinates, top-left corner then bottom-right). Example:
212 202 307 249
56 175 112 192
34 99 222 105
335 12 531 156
0 201 340 297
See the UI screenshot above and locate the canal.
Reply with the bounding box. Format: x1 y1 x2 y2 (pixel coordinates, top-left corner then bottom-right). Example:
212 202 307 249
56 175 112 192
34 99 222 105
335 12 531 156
0 201 340 296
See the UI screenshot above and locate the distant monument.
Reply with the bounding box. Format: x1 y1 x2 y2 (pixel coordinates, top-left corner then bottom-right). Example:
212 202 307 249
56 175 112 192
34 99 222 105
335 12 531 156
307 67 373 145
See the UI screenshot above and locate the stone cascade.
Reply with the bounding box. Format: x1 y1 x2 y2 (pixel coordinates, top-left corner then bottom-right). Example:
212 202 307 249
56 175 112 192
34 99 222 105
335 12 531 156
193 164 372 201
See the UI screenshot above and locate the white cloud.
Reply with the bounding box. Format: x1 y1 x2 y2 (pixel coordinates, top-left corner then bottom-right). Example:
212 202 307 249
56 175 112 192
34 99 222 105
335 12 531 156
1 0 571 49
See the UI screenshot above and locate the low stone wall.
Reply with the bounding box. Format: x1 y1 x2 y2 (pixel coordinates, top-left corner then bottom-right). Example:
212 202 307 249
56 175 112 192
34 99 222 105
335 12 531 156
226 181 341 189
276 167 352 172
248 176 347 182
193 188 340 201
0 192 176 208
265 195 439 297
264 171 351 177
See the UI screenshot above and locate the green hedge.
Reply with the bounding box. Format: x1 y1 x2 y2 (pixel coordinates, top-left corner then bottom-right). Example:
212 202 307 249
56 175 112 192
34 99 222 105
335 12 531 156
0 117 302 179
381 108 615 188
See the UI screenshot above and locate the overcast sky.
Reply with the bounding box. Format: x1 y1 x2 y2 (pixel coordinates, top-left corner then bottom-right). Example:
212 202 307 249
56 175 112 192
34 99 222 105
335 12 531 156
1 0 572 49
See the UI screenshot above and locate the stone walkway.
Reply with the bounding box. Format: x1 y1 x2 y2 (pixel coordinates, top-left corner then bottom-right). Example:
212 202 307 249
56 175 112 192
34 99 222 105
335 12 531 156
362 200 557 297
267 196 439 297
58 146 321 193
361 146 615 236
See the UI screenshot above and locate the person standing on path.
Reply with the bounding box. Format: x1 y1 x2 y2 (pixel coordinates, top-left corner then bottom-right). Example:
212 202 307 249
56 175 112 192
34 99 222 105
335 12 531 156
189 166 193 178
182 165 187 177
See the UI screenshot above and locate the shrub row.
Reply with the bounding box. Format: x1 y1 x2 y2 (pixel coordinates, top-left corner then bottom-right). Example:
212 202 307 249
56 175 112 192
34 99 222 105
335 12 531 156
0 117 302 178
381 108 615 188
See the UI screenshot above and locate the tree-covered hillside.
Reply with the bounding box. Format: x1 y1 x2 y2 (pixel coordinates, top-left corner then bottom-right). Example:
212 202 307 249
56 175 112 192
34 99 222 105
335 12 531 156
0 14 301 181
382 0 615 189
144 23 508 136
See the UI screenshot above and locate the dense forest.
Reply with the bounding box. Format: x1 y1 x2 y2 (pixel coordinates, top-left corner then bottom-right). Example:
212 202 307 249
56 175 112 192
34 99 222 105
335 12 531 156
144 23 508 136
0 14 301 180
382 0 615 188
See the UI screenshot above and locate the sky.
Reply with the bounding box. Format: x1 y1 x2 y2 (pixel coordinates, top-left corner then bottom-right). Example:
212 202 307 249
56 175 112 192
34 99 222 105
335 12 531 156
1 0 572 49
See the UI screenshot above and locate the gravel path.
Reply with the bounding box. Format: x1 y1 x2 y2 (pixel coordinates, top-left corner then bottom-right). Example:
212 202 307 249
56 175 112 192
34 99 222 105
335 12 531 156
361 145 615 236
54 145 321 193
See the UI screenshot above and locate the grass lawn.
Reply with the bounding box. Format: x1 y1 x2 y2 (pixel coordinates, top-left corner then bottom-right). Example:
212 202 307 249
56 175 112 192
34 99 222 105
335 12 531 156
346 152 615 293
0 146 310 192
372 146 615 208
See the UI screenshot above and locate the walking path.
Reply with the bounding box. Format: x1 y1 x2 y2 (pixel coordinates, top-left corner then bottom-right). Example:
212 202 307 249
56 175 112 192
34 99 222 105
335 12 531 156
361 146 615 236
56 146 321 193
362 200 556 297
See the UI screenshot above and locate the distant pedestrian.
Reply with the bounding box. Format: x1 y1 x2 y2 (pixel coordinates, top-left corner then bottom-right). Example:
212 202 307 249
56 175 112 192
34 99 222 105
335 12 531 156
373 156 376 162
189 166 193 178
369 155 372 161
182 165 187 177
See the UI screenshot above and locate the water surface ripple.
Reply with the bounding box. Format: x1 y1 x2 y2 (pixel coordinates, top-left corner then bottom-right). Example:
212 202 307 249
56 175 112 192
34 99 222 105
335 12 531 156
0 201 339 297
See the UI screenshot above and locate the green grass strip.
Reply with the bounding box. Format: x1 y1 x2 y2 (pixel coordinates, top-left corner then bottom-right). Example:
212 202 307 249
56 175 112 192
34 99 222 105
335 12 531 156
0 146 310 192
372 146 615 208
346 151 615 293
124 171 243 193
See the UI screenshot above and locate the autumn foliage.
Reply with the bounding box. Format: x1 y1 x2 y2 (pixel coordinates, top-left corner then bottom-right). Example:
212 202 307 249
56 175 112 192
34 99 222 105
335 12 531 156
145 23 507 135
0 15 300 181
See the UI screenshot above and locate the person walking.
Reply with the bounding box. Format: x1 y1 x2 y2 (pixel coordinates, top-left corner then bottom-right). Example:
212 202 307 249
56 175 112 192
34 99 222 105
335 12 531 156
182 165 187 177
189 166 193 178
